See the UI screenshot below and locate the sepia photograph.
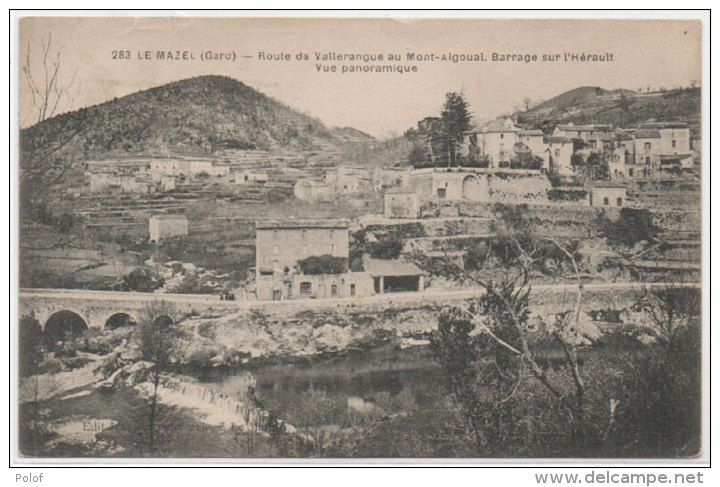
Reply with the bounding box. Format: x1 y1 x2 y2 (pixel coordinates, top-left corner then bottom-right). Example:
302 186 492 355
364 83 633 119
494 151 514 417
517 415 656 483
11 13 708 464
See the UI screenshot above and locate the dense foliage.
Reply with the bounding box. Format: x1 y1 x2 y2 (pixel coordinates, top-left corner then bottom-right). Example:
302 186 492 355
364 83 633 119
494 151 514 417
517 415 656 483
298 255 349 275
597 208 659 247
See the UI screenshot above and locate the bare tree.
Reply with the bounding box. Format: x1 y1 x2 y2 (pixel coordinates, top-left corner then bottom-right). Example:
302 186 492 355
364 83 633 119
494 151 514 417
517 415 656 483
20 32 87 217
418 204 616 452
522 97 533 112
22 33 78 124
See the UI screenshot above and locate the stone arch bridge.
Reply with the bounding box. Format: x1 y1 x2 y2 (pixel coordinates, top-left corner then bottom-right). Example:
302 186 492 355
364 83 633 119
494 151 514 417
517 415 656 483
19 288 240 331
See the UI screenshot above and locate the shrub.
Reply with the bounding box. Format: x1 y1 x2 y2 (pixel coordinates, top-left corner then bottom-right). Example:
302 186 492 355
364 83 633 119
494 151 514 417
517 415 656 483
19 315 43 377
598 208 659 247
298 255 348 275
118 267 164 292
370 236 404 260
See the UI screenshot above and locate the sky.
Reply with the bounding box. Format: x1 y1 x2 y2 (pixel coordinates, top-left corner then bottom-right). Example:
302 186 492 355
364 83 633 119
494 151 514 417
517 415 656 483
18 16 702 138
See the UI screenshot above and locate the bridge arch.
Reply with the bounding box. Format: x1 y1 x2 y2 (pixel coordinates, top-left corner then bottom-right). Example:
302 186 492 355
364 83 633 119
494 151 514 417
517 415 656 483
44 310 89 346
104 312 139 330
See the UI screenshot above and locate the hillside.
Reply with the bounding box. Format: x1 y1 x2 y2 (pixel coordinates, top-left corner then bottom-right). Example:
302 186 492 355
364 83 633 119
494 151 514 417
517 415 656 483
20 75 361 162
331 126 375 144
516 86 701 135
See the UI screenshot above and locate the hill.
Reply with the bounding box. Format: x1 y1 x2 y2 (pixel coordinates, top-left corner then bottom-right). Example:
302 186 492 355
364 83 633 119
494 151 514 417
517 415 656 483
20 75 366 163
331 126 375 144
516 85 701 135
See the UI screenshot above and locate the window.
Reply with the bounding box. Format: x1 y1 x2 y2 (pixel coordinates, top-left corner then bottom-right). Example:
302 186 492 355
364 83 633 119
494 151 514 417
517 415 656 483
273 230 278 240
302 229 307 240
629 168 634 177
644 142 651 151
350 284 356 296
437 188 446 199
272 290 282 301
331 284 338 298
331 243 335 254
672 140 677 148
300 282 312 298
603 197 609 206
617 197 623 207
645 156 651 164
500 133 504 139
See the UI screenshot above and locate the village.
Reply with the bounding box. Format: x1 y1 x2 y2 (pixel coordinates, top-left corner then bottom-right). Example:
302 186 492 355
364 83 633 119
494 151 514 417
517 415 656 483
17 104 704 459
15 12 705 462
39 114 699 304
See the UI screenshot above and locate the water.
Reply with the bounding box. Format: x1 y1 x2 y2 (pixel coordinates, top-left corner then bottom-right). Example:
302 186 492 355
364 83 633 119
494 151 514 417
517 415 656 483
192 344 445 424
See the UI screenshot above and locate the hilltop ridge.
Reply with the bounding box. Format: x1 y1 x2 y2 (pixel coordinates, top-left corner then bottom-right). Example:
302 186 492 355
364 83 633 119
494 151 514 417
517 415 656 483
20 75 368 162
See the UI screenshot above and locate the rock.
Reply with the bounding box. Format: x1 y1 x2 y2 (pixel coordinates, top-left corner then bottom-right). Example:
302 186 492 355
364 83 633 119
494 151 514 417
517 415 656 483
312 324 351 352
347 396 377 414
96 360 154 390
119 343 143 361
398 337 430 349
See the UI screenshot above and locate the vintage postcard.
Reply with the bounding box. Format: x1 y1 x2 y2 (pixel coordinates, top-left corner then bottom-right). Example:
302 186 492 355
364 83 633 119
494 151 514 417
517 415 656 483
13 13 707 463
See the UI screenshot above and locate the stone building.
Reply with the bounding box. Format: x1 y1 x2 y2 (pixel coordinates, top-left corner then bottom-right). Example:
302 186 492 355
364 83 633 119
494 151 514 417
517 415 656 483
587 182 627 208
541 136 574 176
294 178 331 202
148 215 189 242
363 257 425 294
325 166 373 193
235 171 268 185
384 187 420 219
255 221 365 300
553 123 614 151
160 175 176 191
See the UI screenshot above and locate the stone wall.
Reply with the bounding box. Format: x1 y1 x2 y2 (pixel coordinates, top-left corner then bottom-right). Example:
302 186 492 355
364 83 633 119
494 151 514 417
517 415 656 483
487 172 552 204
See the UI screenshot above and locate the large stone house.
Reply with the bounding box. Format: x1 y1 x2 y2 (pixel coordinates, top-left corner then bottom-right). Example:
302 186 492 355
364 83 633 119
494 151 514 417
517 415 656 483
254 220 427 300
610 123 694 180
255 221 368 301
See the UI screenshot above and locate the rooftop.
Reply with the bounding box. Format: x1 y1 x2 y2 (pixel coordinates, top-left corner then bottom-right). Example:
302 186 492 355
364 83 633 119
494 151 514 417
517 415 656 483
483 118 520 133
150 214 188 221
635 129 662 139
590 181 627 189
256 220 349 230
639 122 689 130
556 123 613 132
385 187 417 194
364 258 423 277
544 135 572 144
